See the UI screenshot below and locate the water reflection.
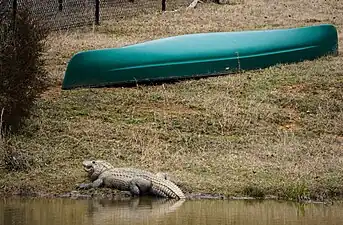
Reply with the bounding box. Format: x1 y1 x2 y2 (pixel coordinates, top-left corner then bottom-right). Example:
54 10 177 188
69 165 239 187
1 197 343 225
87 197 185 225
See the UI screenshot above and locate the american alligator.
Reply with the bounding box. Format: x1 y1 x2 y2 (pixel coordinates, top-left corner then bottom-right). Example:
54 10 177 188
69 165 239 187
77 160 185 199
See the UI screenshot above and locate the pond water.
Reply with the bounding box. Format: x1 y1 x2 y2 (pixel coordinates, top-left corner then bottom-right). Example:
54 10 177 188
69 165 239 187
0 197 342 225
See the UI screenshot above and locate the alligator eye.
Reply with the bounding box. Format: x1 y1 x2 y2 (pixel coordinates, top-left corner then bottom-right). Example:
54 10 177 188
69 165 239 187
92 161 95 164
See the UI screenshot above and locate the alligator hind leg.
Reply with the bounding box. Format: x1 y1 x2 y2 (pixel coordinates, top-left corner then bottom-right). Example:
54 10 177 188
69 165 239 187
129 178 152 196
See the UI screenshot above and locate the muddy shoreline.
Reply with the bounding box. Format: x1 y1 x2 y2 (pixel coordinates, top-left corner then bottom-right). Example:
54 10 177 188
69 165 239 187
3 190 338 205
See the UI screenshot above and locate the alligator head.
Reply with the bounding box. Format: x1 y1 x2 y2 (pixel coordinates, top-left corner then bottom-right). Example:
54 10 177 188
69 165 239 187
82 160 114 181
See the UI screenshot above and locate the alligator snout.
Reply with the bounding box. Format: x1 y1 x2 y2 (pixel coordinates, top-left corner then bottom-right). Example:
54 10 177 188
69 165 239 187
82 160 94 172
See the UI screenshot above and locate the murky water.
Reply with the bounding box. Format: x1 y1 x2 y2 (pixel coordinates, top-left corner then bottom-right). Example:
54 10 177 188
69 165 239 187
0 197 343 225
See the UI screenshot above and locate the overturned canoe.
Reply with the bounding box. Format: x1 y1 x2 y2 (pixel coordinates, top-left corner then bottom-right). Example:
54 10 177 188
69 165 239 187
62 24 338 89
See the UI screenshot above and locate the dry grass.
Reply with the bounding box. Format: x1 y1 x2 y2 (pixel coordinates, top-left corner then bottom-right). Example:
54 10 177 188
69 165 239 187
0 0 342 201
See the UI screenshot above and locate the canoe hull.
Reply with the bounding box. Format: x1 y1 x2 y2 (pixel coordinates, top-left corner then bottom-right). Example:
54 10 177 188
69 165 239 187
62 24 338 89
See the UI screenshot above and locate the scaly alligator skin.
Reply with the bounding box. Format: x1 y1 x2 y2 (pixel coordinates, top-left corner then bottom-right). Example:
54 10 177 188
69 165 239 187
77 160 185 199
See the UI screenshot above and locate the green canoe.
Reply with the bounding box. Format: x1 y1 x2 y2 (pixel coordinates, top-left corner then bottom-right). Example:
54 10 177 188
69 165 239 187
62 24 338 89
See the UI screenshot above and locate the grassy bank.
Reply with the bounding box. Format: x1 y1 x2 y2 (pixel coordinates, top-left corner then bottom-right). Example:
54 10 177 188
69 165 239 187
0 0 342 201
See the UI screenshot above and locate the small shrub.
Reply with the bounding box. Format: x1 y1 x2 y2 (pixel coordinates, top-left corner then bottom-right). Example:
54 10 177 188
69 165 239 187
243 185 266 198
284 182 311 201
2 141 34 172
0 8 50 133
0 130 34 172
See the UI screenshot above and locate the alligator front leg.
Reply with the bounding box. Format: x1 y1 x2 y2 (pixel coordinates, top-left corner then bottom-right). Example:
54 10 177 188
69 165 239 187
129 177 152 196
77 178 104 190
